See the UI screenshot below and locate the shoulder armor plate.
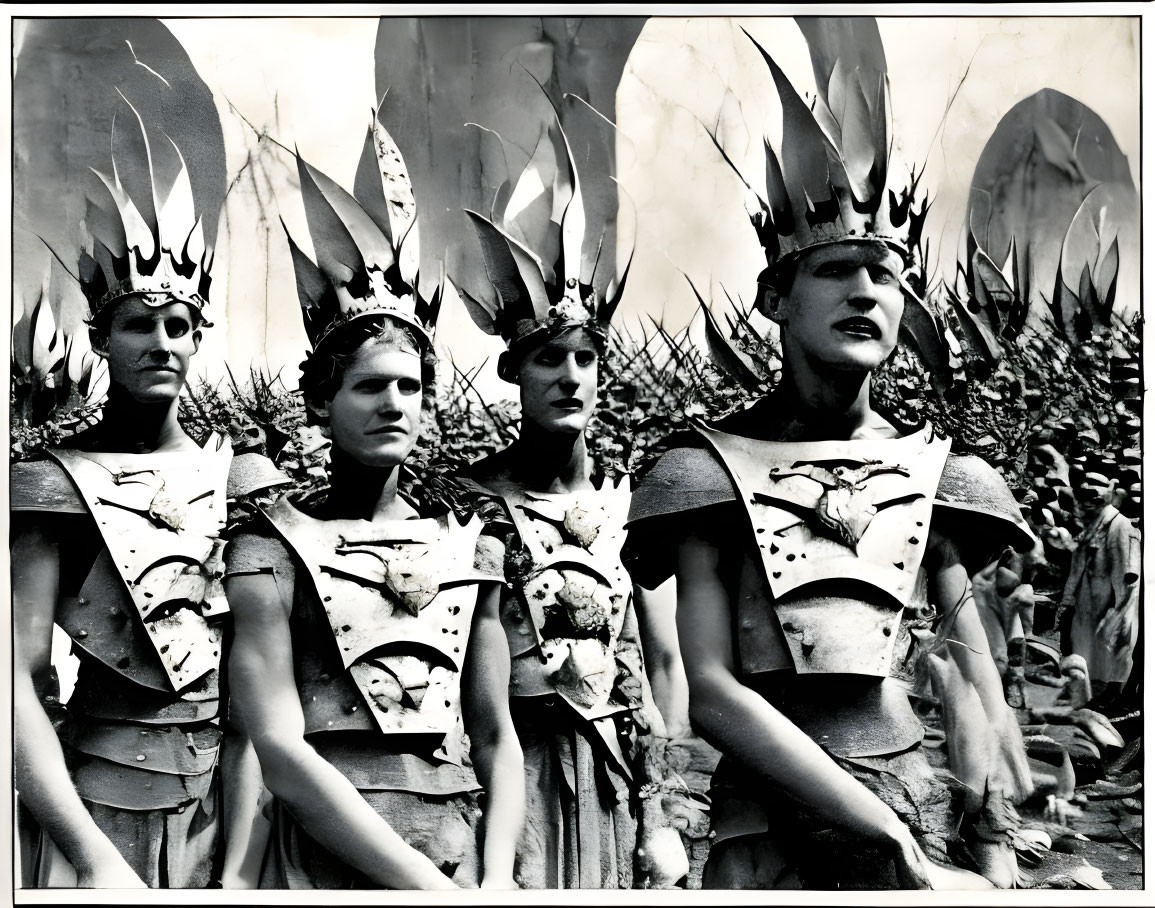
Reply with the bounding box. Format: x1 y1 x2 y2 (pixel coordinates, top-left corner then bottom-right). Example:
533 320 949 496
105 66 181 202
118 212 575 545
265 498 492 765
624 446 736 526
10 459 87 513
935 454 1037 553
49 442 233 693
227 452 291 500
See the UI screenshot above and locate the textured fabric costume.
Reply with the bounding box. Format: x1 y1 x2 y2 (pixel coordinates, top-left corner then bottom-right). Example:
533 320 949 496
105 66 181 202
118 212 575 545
225 497 502 888
11 442 285 888
1063 504 1141 684
466 477 649 888
624 417 1035 889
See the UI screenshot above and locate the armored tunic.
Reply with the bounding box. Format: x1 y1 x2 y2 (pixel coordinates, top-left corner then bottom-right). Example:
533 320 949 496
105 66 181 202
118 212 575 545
623 420 1035 888
11 439 286 888
226 496 504 888
470 476 649 889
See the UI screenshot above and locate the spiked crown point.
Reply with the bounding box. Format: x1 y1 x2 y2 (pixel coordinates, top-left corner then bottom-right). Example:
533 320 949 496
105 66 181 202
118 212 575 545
285 115 440 356
727 20 912 273
460 92 633 382
80 95 218 322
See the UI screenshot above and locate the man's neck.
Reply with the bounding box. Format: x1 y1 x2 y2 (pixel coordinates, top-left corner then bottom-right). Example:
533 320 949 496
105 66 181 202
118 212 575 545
493 422 594 494
323 446 413 522
91 389 195 453
768 364 891 441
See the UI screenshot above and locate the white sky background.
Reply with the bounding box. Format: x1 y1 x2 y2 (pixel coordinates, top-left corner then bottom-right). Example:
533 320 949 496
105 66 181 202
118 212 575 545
27 13 1141 404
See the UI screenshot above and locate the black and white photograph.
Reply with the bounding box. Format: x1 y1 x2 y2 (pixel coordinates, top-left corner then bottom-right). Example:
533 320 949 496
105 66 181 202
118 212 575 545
7 8 1145 897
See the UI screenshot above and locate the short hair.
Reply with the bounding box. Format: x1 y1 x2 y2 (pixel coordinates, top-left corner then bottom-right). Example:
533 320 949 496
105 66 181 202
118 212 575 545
298 315 437 421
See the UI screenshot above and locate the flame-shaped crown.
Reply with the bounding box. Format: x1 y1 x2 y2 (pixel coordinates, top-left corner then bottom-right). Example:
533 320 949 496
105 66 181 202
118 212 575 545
79 91 217 321
717 20 916 273
460 93 632 381
285 116 441 354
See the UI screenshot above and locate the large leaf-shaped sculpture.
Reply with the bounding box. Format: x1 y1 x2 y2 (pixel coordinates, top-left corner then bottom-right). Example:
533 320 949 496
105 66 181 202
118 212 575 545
965 88 1137 343
372 17 645 305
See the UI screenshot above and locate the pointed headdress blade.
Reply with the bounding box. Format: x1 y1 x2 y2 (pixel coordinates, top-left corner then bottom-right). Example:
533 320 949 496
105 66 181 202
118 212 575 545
562 92 633 301
297 154 393 277
156 136 205 274
457 286 500 336
110 90 161 251
84 195 127 258
94 107 156 264
543 95 584 292
280 217 331 348
353 122 395 247
464 209 549 328
501 121 561 284
741 28 843 235
796 17 890 205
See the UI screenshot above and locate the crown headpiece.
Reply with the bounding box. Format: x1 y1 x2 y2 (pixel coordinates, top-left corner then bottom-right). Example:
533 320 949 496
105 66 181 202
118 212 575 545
79 92 217 321
460 93 632 382
718 20 916 276
285 116 441 355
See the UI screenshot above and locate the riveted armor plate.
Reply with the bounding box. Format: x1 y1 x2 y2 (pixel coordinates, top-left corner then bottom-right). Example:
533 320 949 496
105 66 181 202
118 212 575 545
265 499 499 765
495 479 638 719
698 424 951 676
49 439 233 693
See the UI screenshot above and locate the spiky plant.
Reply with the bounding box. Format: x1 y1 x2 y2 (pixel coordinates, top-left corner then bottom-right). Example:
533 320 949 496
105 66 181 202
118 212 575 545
10 294 107 461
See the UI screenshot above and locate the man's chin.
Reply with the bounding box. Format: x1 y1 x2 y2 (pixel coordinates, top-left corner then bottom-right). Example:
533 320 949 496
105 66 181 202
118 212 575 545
123 383 183 404
820 347 891 373
537 415 589 435
340 444 414 471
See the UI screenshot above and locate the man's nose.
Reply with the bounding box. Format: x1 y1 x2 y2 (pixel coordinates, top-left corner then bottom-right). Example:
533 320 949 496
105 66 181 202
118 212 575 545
147 324 173 354
845 267 880 309
558 354 581 386
378 385 404 415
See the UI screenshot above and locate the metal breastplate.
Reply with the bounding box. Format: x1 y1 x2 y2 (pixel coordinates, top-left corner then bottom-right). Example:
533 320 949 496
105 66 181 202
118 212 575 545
498 480 636 720
49 439 233 698
698 424 950 677
265 498 498 767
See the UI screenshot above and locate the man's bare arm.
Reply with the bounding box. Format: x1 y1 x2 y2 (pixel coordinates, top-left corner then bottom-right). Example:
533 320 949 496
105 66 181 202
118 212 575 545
675 530 931 888
216 732 269 888
462 582 524 889
12 521 146 888
225 569 457 889
634 579 690 738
